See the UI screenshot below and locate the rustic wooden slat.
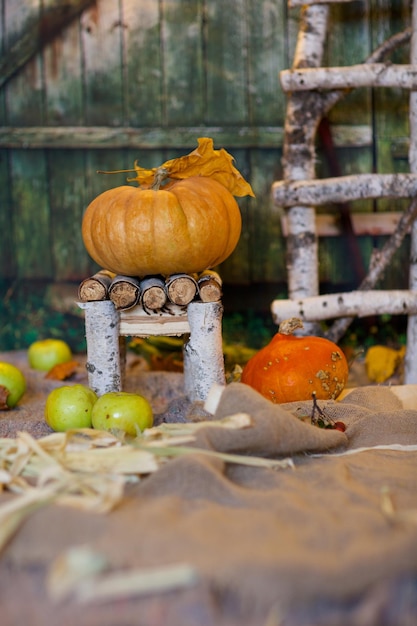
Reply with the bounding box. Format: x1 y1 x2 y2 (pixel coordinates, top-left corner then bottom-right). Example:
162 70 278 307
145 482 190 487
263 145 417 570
245 0 287 124
4 0 44 124
247 149 286 283
43 5 84 125
80 0 124 125
0 150 15 278
10 150 53 279
0 0 94 90
123 0 163 126
162 0 204 125
47 150 94 280
4 2 52 280
205 0 248 124
321 0 385 287
0 125 373 149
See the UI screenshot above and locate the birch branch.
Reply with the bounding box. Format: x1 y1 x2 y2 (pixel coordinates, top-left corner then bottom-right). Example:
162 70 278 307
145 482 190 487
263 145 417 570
273 173 417 207
271 290 417 323
325 198 417 342
282 4 329 318
272 198 417 339
280 64 417 93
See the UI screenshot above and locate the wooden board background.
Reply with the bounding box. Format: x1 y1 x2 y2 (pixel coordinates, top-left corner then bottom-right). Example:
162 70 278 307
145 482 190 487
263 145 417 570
0 0 412 296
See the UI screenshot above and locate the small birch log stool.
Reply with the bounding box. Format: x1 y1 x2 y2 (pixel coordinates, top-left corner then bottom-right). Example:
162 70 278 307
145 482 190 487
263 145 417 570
78 300 225 402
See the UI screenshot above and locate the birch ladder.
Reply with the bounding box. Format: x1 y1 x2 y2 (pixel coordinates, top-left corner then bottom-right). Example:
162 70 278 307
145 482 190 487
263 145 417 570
272 0 417 383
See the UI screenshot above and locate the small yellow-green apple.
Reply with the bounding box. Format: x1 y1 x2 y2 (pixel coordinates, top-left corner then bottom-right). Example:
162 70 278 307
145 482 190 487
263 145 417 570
28 339 72 371
91 391 154 436
0 362 26 409
45 384 97 431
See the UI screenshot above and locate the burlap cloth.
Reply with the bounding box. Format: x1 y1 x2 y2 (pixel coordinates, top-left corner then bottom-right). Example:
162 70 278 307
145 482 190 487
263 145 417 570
1 356 417 625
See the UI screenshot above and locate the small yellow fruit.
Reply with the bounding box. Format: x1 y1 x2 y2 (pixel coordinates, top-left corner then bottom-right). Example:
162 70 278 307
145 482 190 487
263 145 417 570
0 362 26 409
92 392 154 436
45 384 98 431
28 339 72 371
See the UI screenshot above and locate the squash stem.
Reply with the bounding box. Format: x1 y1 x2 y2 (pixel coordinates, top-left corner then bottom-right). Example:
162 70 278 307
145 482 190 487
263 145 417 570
151 167 169 190
278 317 304 335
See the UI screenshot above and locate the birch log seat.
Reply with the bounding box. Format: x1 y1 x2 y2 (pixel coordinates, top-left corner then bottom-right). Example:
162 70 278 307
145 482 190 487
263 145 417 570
78 273 225 403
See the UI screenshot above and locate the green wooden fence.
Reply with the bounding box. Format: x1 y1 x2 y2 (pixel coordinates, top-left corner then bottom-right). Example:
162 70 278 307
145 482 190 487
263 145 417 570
0 0 413 345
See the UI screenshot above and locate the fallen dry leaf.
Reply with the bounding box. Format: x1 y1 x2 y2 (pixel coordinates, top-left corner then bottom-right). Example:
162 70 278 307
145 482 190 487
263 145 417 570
45 361 79 381
102 138 255 198
0 385 10 410
365 345 405 383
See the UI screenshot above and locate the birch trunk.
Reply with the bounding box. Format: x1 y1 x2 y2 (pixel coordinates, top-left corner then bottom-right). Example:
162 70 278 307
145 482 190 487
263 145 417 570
78 301 122 396
405 0 417 383
283 5 329 332
183 302 225 402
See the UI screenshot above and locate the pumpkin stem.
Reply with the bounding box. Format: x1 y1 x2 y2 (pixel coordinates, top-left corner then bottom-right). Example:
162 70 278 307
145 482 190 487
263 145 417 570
151 167 170 190
278 317 304 335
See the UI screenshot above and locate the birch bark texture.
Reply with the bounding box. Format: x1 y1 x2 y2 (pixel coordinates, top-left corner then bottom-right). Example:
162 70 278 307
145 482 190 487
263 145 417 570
183 302 225 402
281 4 329 318
78 301 122 396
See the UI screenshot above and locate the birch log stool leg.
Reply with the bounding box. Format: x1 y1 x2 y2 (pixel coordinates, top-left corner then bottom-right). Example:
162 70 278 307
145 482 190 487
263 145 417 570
183 301 225 402
78 301 123 395
79 300 225 402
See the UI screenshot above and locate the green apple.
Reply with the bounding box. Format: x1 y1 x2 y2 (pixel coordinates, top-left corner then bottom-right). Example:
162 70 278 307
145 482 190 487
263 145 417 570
91 392 154 436
45 384 98 431
28 339 72 372
0 362 26 409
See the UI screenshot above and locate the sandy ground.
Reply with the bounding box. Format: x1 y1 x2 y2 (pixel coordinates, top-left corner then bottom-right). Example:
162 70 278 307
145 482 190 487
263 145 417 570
0 346 382 439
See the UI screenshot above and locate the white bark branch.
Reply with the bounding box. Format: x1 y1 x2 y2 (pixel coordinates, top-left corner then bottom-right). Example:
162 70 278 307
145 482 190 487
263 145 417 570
183 302 225 402
271 290 417 324
273 173 417 207
78 301 122 396
282 5 329 328
325 198 417 342
280 64 417 93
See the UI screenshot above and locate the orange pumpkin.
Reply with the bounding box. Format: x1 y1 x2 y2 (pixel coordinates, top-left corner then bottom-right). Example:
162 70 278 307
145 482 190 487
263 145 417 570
81 176 242 277
241 318 349 404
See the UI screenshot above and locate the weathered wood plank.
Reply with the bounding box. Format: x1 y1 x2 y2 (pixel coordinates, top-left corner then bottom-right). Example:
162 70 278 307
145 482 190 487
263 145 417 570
123 0 163 126
43 4 84 125
0 0 94 90
0 124 373 149
247 149 286 283
0 150 15 278
162 0 205 125
3 1 52 280
80 0 124 125
10 150 53 278
48 150 93 280
205 0 248 123
4 0 44 124
245 0 287 123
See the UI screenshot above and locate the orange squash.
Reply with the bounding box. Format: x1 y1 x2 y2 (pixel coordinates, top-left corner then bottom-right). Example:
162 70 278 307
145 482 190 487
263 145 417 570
81 176 242 277
241 318 349 404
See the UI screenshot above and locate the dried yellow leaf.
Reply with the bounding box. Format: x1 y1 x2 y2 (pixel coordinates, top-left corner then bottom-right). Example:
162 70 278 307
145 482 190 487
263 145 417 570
129 137 255 197
365 345 405 383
